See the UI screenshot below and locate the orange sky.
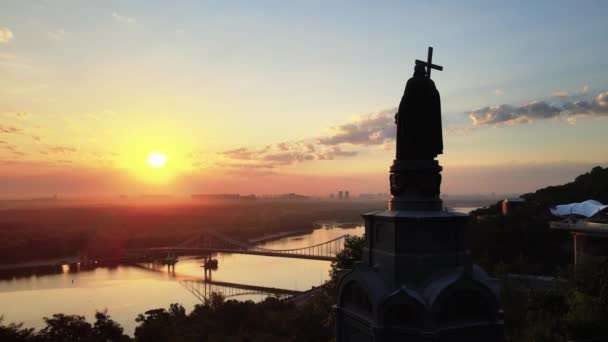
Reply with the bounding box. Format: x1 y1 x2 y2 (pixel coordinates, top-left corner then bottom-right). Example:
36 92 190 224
1 2 607 197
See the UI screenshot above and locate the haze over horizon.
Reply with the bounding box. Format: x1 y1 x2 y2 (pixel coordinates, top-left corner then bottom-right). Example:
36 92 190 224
2 1 608 197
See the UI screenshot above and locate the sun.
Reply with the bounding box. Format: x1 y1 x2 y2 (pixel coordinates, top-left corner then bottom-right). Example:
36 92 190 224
147 152 168 168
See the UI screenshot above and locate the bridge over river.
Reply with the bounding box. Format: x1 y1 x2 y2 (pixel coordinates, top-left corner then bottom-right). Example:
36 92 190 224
133 263 303 302
135 230 350 261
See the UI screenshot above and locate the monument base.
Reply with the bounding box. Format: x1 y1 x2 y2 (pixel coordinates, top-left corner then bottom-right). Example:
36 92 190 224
335 209 504 342
389 159 443 211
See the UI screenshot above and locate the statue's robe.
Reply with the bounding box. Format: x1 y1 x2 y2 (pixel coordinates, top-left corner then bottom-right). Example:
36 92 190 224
395 74 443 160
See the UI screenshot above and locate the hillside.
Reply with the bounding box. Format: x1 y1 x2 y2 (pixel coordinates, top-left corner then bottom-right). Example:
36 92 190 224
473 166 608 216
467 166 608 275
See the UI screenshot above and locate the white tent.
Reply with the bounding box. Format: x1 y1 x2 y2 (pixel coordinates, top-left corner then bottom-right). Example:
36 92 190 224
550 200 608 218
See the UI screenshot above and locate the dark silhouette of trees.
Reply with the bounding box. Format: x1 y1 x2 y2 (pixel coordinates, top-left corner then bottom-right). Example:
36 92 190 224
329 235 365 281
473 166 608 217
92 311 131 342
0 311 129 342
39 314 92 342
0 317 37 342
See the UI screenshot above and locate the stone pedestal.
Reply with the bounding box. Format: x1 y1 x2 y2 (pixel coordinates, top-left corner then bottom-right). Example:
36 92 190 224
389 160 442 211
335 160 504 341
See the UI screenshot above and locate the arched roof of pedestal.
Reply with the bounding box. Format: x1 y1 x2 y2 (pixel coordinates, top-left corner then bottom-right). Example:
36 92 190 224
378 286 428 327
421 265 497 304
336 262 389 320
421 265 501 323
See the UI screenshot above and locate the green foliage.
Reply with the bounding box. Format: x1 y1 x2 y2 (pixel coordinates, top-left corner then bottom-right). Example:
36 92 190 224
525 291 569 342
502 257 608 342
564 258 608 340
329 234 365 281
92 310 131 342
0 316 37 342
132 294 333 342
0 311 129 342
40 314 93 342
468 213 570 275
499 276 529 342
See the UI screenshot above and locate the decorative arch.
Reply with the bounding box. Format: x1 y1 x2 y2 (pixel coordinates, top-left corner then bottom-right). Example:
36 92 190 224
341 281 372 315
380 287 427 328
429 275 500 326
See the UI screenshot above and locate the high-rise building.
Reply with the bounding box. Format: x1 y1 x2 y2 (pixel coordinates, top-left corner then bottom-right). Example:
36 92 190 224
338 191 344 200
344 191 350 200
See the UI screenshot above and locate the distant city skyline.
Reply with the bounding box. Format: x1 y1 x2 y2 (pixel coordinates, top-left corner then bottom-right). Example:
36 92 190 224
1 1 607 196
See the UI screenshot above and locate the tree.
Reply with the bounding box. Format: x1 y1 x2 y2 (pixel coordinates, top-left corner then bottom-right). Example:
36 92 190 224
40 314 93 342
329 235 365 281
0 316 37 342
91 310 130 342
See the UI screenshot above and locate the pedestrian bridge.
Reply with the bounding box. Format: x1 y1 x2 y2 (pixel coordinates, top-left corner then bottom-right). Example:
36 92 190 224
142 230 350 261
179 278 301 301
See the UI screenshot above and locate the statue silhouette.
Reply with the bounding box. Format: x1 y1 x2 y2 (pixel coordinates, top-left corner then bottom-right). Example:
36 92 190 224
395 52 443 160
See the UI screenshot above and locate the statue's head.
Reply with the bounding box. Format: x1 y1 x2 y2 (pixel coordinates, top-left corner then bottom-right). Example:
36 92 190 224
414 63 426 78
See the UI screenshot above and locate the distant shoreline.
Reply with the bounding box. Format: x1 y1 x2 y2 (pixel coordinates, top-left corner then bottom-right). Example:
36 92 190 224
0 228 322 272
0 256 79 272
247 229 314 244
0 223 365 272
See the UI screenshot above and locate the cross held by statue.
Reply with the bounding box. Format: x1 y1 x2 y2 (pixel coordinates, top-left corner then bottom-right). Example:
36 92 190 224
415 47 443 79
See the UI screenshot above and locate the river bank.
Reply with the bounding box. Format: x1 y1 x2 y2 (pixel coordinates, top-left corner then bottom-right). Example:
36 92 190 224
0 222 359 273
0 256 80 272
247 229 314 244
0 223 366 335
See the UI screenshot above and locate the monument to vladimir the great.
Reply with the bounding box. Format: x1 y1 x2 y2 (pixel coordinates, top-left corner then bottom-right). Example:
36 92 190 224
335 48 504 341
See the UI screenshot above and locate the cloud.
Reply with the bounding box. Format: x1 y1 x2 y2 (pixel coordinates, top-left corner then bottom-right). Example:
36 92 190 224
222 147 255 160
223 168 277 177
46 29 66 41
217 161 275 170
319 109 396 146
0 28 14 43
45 146 78 154
1 112 29 121
552 91 570 98
262 151 315 165
219 140 358 169
468 101 562 126
0 52 15 60
38 146 78 156
112 12 135 24
0 125 23 134
318 146 358 159
0 143 25 156
468 91 608 126
216 105 471 170
563 92 608 123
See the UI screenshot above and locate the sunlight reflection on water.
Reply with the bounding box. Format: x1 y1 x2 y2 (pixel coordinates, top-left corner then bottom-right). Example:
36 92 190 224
0 224 364 335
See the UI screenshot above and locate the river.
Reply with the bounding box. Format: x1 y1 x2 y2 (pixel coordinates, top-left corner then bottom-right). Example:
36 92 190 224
0 207 481 335
0 224 364 335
